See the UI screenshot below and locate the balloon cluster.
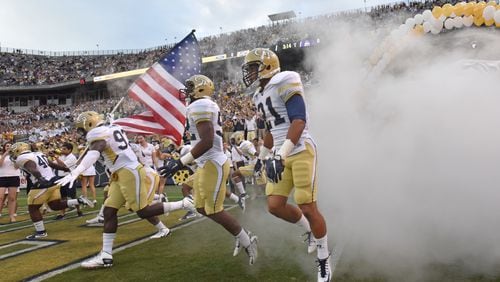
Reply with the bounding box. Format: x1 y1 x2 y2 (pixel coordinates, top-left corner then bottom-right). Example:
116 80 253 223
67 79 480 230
368 1 500 76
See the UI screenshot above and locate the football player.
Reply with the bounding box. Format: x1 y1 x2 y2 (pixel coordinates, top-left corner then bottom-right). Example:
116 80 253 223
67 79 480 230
242 48 332 281
229 131 260 211
159 74 258 265
56 111 196 269
9 142 94 239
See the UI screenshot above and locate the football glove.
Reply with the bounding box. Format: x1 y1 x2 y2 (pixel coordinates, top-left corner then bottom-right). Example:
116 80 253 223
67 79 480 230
158 159 184 178
254 159 262 173
55 172 78 188
265 156 284 183
36 176 60 189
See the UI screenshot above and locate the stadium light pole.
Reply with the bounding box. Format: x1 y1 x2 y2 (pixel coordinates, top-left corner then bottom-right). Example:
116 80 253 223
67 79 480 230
364 0 367 12
96 43 99 55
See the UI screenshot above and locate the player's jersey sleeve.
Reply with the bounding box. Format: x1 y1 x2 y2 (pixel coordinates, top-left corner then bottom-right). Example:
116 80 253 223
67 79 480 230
16 153 35 167
86 126 111 143
188 99 217 125
275 71 304 103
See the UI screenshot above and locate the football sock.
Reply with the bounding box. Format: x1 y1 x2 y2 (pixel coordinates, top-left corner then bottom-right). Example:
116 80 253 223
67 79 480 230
103 233 116 254
67 199 80 207
296 214 311 232
229 193 239 203
163 201 182 213
235 182 245 195
316 234 329 260
236 229 251 248
98 205 105 218
34 220 45 232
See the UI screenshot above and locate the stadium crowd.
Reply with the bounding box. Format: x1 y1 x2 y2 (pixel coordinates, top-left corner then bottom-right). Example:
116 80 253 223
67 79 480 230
0 0 465 219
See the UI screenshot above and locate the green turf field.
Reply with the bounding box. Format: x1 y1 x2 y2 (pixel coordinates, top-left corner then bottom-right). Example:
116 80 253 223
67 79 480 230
2 186 500 281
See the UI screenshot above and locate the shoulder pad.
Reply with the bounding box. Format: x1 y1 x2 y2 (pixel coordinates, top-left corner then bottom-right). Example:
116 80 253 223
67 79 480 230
86 126 110 143
268 71 301 86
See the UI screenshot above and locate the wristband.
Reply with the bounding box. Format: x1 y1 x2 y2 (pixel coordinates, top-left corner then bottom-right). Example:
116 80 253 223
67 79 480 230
277 139 295 159
180 152 195 165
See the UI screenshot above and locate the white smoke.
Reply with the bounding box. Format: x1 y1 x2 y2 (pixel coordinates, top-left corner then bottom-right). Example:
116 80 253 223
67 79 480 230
307 16 500 281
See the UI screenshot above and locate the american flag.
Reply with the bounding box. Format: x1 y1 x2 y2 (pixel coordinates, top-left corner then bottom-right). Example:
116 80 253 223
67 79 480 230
114 31 201 144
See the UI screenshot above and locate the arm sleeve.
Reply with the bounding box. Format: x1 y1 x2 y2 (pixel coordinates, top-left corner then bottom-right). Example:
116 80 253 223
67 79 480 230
285 94 306 122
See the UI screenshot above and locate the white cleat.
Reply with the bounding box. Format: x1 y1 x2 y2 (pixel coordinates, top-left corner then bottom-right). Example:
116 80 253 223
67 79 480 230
182 196 196 213
317 255 332 282
86 216 104 225
233 237 241 256
303 231 317 254
150 228 171 239
78 195 95 208
81 251 113 269
244 232 258 265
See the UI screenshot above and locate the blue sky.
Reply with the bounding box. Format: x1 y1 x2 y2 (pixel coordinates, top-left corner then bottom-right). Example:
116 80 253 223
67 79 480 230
0 0 398 52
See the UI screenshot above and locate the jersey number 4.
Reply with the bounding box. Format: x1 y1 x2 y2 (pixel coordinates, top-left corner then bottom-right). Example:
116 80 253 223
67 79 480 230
257 97 285 130
37 155 50 168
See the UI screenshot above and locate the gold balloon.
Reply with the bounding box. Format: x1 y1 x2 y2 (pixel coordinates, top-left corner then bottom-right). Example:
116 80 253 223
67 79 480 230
485 18 495 26
454 4 465 16
473 5 485 17
432 6 443 18
443 5 454 17
474 16 485 26
487 1 497 6
464 4 474 16
411 24 424 36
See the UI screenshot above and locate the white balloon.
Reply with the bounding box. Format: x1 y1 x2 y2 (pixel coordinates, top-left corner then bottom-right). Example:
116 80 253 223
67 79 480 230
431 27 440 35
422 10 433 21
414 14 424 25
423 22 432 33
463 15 474 27
431 18 443 29
483 6 495 21
494 10 500 24
399 23 410 34
405 18 416 28
454 17 464 28
439 15 446 22
444 18 454 30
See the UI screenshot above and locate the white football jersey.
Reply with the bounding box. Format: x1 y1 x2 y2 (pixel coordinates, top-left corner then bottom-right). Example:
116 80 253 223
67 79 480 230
186 97 227 167
86 125 140 173
16 152 55 184
253 71 314 156
238 140 257 158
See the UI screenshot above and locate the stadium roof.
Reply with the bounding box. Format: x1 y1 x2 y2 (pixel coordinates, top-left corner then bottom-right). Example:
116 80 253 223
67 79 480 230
268 11 296 22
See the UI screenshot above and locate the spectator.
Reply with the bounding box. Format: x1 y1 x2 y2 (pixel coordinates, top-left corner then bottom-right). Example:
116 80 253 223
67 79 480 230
0 142 20 223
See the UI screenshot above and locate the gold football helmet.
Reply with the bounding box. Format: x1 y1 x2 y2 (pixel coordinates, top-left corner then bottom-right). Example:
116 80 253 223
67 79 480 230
9 142 31 161
182 74 215 100
242 48 280 87
75 111 104 134
230 132 245 145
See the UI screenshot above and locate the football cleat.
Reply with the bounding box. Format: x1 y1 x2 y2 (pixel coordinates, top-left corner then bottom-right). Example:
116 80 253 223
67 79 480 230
317 255 332 282
26 231 47 239
237 194 246 212
178 210 198 221
303 231 317 254
233 237 241 256
182 196 196 213
78 195 95 208
150 228 171 239
81 251 113 269
244 232 258 265
86 215 104 225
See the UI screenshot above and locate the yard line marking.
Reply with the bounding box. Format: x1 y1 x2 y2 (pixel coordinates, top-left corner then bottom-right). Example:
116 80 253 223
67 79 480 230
25 205 238 282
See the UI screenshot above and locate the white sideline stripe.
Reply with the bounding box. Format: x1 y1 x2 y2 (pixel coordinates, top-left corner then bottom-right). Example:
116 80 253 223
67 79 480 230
28 206 237 282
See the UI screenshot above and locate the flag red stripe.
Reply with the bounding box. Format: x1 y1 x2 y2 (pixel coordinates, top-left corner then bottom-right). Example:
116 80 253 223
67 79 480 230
136 68 185 123
147 67 184 105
